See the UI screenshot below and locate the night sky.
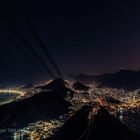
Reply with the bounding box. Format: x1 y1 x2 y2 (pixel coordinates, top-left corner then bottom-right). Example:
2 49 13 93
0 0 140 86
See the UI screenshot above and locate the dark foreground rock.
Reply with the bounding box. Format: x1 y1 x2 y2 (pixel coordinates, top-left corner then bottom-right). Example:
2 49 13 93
48 105 140 140
0 91 71 129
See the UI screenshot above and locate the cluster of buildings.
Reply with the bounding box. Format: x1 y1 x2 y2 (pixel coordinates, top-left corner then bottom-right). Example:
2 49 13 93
14 120 63 140
11 81 140 138
66 82 140 135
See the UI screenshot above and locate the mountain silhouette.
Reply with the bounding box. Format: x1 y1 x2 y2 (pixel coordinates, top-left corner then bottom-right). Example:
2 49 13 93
73 82 90 91
35 79 71 97
71 70 140 90
0 91 71 129
48 105 140 140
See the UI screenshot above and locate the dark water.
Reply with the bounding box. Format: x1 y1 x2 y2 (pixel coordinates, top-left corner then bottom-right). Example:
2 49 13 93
0 93 14 101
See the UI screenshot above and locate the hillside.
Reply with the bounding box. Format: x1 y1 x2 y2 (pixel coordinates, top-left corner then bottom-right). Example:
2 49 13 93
71 70 140 90
48 105 140 140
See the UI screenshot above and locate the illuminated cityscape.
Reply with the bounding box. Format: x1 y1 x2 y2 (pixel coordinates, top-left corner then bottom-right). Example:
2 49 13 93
0 80 139 139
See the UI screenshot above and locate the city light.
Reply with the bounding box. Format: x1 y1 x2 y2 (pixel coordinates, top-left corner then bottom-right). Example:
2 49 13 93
0 89 25 96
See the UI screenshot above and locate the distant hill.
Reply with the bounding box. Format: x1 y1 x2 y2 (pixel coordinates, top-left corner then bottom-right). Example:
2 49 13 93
35 79 66 89
70 70 140 90
73 82 90 91
35 79 73 97
48 105 140 140
20 83 34 90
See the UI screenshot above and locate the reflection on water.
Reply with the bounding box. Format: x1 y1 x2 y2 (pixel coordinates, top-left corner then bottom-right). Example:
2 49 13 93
0 92 18 105
0 93 13 100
